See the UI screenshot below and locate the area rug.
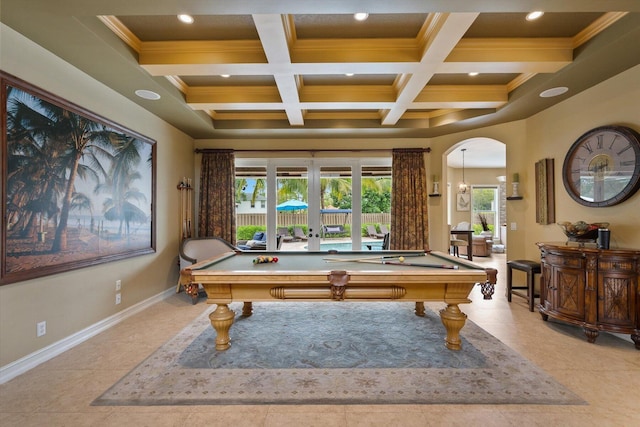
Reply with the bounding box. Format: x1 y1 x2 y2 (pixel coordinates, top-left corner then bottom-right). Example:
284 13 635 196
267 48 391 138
93 302 585 406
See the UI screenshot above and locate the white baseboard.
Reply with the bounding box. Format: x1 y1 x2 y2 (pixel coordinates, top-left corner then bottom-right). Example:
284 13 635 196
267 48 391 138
0 287 175 384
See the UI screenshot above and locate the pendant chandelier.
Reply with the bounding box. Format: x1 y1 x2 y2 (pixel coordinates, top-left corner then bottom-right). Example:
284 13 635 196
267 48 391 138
458 148 468 193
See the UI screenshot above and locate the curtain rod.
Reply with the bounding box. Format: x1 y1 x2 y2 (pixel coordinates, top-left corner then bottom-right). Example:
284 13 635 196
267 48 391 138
194 148 431 154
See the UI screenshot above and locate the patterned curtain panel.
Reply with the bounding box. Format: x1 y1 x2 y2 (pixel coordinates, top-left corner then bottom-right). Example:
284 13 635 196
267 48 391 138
391 149 429 250
198 150 236 243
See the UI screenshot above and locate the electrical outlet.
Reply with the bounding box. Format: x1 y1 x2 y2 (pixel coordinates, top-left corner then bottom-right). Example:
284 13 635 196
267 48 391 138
37 321 46 337
115 279 121 291
115 293 121 305
511 222 517 231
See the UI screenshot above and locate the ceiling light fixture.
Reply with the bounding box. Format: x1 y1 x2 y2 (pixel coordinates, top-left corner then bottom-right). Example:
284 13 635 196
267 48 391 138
468 72 479 77
177 14 194 24
345 73 354 77
135 89 161 100
354 13 369 21
220 74 231 78
526 11 544 21
458 148 468 194
539 86 568 98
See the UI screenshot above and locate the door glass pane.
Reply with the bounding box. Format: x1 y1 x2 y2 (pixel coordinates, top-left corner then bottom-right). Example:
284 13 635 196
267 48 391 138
361 165 392 250
319 166 353 250
276 166 308 251
235 166 267 246
471 186 497 237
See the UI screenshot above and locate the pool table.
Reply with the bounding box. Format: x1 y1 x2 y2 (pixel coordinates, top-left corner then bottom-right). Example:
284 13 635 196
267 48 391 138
179 250 497 351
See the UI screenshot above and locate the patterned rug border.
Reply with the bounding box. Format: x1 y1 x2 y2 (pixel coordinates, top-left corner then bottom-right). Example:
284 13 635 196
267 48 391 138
93 302 586 406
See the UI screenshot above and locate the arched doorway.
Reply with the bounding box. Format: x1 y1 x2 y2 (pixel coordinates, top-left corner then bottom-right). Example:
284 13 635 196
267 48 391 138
445 138 506 254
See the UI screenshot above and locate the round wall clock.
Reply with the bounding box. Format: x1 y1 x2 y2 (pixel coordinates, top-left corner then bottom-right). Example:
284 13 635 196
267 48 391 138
562 125 640 207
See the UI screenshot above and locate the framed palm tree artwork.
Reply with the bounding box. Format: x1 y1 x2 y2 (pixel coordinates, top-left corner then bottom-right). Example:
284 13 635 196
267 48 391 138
1 72 156 284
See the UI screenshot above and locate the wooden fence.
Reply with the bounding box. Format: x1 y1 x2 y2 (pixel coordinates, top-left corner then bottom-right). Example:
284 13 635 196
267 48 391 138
237 213 391 228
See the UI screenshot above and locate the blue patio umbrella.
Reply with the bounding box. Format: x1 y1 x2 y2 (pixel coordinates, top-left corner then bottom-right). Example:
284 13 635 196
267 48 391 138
276 199 308 211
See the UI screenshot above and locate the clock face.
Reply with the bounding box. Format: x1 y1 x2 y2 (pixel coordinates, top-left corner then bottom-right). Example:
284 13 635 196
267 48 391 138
562 125 640 207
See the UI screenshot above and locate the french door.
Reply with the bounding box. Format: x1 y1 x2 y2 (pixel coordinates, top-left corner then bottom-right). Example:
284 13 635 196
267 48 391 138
236 157 391 251
270 159 358 251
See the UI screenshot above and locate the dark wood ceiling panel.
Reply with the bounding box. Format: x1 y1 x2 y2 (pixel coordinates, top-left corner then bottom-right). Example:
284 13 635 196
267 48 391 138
293 14 429 39
116 15 259 41
464 13 605 38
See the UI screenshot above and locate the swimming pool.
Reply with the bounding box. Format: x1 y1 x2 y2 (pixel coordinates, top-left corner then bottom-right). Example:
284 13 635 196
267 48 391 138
306 241 384 251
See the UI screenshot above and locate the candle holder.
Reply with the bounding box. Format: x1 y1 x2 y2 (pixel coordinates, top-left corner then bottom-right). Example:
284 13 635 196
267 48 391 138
511 182 520 198
432 181 440 195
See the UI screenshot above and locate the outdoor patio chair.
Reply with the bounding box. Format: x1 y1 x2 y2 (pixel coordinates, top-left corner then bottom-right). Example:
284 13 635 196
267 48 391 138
277 227 294 242
367 225 385 239
293 227 308 241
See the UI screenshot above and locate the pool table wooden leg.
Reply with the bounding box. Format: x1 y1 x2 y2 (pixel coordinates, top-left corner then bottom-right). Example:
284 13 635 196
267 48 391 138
414 301 425 317
209 304 235 351
439 304 467 351
242 301 253 316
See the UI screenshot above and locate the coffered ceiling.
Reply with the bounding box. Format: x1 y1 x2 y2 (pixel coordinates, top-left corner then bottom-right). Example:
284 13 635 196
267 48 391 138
1 1 639 141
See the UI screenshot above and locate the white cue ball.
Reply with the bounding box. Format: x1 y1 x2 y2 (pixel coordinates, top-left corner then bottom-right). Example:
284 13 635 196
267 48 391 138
398 256 405 262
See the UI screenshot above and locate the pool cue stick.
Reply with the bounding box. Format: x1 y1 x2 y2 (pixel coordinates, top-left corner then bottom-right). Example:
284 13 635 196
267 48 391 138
186 179 192 238
346 259 459 269
324 255 395 262
323 253 425 262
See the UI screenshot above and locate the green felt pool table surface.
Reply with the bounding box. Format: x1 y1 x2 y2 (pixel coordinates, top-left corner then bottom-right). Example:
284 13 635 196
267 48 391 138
192 250 482 273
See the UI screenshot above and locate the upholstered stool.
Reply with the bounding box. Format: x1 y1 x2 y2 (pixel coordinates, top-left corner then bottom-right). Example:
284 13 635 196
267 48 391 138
506 260 541 312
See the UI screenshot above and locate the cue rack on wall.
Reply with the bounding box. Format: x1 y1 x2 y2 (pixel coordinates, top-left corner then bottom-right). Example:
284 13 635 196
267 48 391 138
177 178 193 242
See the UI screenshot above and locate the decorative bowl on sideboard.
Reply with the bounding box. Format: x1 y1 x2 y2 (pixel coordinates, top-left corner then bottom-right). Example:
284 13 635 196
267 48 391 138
557 221 609 244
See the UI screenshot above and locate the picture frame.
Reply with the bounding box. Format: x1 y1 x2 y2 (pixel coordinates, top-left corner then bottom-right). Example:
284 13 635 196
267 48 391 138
1 72 156 285
535 158 555 224
456 193 470 211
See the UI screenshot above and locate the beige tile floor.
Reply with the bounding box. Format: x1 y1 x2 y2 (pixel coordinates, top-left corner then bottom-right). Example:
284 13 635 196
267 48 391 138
1 253 639 427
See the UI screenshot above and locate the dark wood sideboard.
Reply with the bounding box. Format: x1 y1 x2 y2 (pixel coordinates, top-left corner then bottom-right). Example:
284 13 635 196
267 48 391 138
536 242 640 350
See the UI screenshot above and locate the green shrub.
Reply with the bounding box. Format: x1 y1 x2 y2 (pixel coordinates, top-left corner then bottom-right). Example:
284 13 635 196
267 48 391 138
237 225 266 241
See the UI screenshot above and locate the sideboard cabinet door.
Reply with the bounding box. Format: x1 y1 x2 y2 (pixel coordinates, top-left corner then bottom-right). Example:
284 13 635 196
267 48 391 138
597 256 638 329
544 252 586 321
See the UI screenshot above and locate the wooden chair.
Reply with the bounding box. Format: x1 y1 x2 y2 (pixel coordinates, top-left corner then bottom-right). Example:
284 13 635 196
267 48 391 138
450 222 472 259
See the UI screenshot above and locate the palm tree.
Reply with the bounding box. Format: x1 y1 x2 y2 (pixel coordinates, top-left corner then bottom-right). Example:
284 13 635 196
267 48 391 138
277 178 307 204
6 88 115 252
322 177 351 209
96 134 148 237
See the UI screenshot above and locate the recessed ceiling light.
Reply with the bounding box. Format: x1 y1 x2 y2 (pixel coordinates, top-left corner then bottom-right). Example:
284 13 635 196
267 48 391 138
178 14 194 24
220 74 231 78
354 13 369 21
468 72 479 77
539 86 568 98
345 73 354 77
135 89 161 100
526 11 544 21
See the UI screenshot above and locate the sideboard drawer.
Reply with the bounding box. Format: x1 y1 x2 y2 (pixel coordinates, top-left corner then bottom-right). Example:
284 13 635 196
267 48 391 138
598 259 636 272
544 253 584 268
